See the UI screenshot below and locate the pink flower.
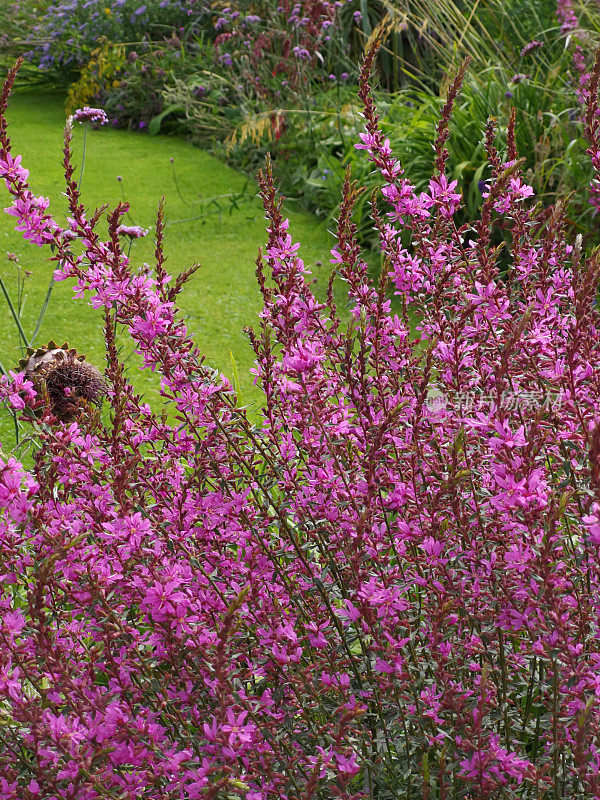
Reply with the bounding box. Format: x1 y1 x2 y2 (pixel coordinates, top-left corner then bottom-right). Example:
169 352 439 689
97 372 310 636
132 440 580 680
491 472 527 510
489 421 527 451
0 152 29 184
520 39 543 57
428 175 462 217
333 750 360 775
221 709 255 748
142 580 188 621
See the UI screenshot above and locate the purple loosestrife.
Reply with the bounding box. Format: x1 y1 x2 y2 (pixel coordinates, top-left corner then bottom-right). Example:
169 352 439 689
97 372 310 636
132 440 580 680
554 0 594 106
2 40 600 798
556 0 579 33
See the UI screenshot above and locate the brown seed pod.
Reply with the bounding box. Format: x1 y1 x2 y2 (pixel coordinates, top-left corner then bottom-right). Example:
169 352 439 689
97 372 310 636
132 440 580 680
19 341 107 422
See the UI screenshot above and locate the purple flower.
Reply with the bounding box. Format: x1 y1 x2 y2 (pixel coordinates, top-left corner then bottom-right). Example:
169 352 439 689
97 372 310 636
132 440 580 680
71 107 108 126
130 4 146 24
520 39 543 58
4 191 60 247
0 153 29 184
3 32 600 798
428 175 462 217
292 46 310 61
116 225 149 239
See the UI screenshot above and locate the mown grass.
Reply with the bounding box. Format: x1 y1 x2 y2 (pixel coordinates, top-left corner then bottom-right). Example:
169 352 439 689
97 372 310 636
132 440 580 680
0 90 340 453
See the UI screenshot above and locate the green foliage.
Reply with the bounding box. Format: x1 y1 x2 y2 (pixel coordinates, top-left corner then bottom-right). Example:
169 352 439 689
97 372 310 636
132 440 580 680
376 66 593 237
0 1 50 81
65 37 126 113
245 1 597 247
102 39 199 131
6 0 600 250
0 91 338 452
157 37 263 144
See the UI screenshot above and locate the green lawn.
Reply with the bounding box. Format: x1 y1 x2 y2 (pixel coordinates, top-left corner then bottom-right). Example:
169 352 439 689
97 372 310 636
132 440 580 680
0 90 339 452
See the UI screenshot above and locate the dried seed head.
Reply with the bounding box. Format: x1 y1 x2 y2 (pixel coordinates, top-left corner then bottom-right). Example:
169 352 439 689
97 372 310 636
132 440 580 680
45 360 107 421
19 341 107 422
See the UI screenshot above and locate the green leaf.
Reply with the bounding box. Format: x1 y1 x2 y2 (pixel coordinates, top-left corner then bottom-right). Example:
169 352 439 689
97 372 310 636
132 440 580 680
148 104 183 136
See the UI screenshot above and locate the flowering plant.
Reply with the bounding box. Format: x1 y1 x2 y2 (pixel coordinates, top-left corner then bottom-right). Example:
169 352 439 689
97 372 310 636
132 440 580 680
210 0 351 94
28 0 198 76
2 39 600 798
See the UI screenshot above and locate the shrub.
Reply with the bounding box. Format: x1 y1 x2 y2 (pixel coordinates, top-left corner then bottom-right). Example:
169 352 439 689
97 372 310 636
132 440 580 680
17 0 205 125
206 0 352 96
155 0 359 142
28 0 198 77
0 1 48 80
97 38 199 132
18 0 358 135
2 41 600 797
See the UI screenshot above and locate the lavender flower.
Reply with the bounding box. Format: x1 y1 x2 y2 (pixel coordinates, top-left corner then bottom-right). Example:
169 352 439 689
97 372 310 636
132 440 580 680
292 46 310 60
130 4 146 24
116 224 149 239
71 107 108 126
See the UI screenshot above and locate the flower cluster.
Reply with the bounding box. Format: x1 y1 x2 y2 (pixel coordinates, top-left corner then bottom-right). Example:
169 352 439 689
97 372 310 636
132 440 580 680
556 0 579 33
211 0 352 97
27 0 197 72
71 106 109 126
520 39 543 58
1 42 600 797
116 223 149 238
554 0 595 106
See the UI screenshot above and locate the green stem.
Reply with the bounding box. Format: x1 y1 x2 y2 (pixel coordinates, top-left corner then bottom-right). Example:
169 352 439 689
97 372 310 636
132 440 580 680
30 275 55 346
0 273 30 351
171 160 189 204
